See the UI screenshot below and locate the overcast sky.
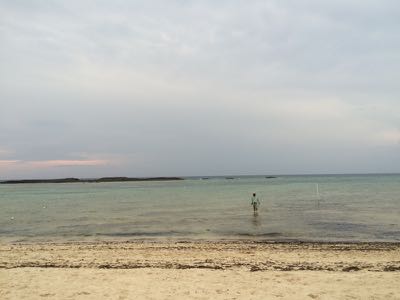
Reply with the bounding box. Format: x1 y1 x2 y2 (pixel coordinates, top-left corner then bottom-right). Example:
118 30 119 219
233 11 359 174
0 0 399 178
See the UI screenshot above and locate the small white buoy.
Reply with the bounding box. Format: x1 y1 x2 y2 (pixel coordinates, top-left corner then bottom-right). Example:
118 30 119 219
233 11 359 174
43 206 47 209
10 216 14 220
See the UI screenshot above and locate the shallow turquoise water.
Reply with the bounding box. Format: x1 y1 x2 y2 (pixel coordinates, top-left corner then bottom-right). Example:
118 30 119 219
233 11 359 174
0 174 399 242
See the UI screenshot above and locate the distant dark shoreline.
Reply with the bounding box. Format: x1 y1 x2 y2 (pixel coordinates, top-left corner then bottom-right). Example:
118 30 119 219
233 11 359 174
1 173 399 184
0 177 184 184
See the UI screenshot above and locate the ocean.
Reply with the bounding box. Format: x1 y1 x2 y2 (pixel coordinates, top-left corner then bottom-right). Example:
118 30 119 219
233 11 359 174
1 174 399 243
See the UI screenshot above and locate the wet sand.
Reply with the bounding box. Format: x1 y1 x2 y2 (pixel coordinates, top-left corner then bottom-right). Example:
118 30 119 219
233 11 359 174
1 241 400 299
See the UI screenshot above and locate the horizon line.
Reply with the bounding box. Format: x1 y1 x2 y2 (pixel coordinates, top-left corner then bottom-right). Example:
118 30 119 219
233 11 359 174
1 172 400 182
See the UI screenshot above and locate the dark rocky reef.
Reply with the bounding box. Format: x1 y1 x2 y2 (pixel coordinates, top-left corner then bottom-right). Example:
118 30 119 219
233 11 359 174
1 178 81 184
1 177 184 184
94 177 183 182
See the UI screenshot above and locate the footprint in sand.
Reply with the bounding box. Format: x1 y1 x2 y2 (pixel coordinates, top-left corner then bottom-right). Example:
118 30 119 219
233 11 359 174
76 291 90 295
39 293 56 297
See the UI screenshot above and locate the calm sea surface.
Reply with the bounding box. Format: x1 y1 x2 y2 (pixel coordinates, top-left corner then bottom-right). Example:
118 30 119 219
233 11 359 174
1 175 399 243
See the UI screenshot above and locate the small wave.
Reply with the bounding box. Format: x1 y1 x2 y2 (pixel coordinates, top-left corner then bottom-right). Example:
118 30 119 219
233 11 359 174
237 232 283 237
95 231 193 237
311 222 369 231
378 231 400 238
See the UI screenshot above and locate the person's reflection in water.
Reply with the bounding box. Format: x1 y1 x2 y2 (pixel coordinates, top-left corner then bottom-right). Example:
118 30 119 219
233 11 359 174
252 212 261 227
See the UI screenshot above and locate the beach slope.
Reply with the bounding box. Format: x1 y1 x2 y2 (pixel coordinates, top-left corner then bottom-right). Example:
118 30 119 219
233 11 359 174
1 241 399 299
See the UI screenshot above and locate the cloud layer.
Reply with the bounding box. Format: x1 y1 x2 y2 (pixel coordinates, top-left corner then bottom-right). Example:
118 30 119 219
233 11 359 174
0 0 399 178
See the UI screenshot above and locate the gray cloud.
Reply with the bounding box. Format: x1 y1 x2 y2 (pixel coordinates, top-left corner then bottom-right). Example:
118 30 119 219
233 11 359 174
0 0 399 178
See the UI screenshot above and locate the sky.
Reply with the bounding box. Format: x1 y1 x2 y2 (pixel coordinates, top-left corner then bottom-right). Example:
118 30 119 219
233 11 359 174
0 0 399 179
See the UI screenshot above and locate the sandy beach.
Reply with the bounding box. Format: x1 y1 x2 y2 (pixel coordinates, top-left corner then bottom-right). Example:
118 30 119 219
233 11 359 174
1 241 399 299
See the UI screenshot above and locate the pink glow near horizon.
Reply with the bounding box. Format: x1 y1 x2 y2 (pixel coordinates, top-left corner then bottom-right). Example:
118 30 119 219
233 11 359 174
0 159 109 168
28 159 109 168
0 160 20 165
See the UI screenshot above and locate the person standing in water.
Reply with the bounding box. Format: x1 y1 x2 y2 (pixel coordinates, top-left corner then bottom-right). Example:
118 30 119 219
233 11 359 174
251 193 260 213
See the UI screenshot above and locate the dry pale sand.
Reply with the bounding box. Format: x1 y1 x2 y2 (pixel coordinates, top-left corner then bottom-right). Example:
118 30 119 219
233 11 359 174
1 241 400 299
